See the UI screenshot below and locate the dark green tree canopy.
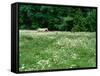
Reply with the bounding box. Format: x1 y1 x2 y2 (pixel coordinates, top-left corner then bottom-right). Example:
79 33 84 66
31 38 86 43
19 4 96 32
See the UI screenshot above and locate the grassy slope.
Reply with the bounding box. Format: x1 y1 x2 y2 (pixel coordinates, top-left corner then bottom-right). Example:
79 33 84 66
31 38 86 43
19 30 96 71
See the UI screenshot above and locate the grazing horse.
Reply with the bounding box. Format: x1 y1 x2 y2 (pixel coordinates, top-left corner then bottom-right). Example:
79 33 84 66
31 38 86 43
37 28 48 32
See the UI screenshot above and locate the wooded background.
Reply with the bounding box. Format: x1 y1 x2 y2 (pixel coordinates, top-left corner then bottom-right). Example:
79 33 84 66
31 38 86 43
19 4 96 32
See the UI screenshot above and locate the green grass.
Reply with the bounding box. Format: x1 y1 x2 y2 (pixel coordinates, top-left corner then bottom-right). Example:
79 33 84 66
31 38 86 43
19 30 96 71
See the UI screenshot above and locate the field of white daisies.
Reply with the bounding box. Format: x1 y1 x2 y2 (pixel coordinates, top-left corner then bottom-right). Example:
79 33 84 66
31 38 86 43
19 30 96 71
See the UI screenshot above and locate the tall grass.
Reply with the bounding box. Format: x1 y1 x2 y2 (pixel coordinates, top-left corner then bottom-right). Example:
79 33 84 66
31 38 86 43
19 30 96 71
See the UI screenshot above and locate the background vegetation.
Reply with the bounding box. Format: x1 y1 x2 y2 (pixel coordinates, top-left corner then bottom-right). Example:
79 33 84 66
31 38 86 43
19 4 96 32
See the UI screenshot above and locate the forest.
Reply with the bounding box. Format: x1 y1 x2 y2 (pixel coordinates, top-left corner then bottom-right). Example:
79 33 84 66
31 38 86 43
19 4 97 32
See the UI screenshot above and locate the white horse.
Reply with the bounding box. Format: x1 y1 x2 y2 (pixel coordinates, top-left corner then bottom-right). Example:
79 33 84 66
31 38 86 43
37 28 48 32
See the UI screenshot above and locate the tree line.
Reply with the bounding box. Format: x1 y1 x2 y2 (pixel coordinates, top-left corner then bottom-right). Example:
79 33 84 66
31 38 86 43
19 4 96 32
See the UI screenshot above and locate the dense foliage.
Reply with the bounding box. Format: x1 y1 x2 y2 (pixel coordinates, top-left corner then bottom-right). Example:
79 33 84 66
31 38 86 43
19 4 96 32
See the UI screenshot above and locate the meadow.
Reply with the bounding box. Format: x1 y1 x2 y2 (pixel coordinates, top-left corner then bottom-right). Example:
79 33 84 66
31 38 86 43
19 30 96 71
